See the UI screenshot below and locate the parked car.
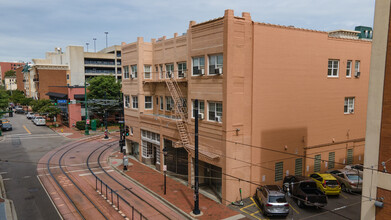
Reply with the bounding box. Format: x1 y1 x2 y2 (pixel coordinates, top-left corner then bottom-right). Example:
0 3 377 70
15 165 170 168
1 123 12 131
309 173 341 196
327 169 362 193
26 112 35 119
255 185 289 217
34 116 46 126
15 107 24 114
344 164 363 178
283 175 327 208
0 119 10 124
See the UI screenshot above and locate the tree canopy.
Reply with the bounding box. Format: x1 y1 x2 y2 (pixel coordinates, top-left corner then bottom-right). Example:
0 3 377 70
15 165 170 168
31 99 52 112
0 89 9 111
9 90 25 104
87 76 121 100
4 70 16 77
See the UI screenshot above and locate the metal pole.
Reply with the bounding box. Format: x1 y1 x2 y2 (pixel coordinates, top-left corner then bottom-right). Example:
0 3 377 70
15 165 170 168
104 32 108 48
93 38 97 52
86 43 89 52
104 91 108 139
119 92 124 152
193 99 200 215
85 80 89 135
164 168 167 195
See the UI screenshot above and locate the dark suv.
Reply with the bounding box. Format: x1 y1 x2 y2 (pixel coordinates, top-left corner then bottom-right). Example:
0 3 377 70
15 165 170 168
255 185 289 217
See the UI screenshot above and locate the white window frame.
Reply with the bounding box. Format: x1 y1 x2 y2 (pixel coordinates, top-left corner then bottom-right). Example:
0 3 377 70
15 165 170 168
123 66 129 79
131 65 137 78
132 95 138 109
165 64 174 79
160 96 164 110
144 65 151 79
346 60 352 77
192 100 205 118
208 101 222 122
192 56 205 76
355 60 360 74
178 62 187 78
328 59 339 77
344 97 355 114
124 95 130 108
145 96 153 109
159 65 164 79
208 54 223 75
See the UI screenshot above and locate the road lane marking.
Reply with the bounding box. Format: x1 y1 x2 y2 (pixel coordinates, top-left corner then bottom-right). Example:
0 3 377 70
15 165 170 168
79 170 113 176
23 125 31 134
240 202 255 210
340 193 348 199
0 172 7 175
333 205 347 211
2 178 11 181
289 203 300 214
36 176 64 220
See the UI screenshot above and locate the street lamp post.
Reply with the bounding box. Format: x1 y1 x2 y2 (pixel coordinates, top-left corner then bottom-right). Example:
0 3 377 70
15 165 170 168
86 42 89 52
104 32 108 48
193 99 201 215
93 38 97 52
104 91 109 139
163 147 168 195
84 80 89 135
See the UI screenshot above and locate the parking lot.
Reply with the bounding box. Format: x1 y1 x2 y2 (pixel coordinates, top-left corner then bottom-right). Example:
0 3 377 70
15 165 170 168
229 191 362 220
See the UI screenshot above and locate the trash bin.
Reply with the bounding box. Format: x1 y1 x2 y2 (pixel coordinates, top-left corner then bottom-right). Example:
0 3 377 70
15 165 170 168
91 119 97 131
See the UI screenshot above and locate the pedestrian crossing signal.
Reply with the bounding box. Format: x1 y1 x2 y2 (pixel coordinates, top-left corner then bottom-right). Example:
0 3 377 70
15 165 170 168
125 126 129 136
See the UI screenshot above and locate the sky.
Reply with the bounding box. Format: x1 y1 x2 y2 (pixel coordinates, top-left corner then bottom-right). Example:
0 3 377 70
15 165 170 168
0 0 375 62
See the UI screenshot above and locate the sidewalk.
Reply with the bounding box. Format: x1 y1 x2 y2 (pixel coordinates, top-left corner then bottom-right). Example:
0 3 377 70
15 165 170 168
0 175 17 220
112 152 245 220
49 124 119 139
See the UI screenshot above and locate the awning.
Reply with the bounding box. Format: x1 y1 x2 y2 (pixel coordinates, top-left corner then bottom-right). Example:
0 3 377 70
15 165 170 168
46 92 67 99
74 94 85 99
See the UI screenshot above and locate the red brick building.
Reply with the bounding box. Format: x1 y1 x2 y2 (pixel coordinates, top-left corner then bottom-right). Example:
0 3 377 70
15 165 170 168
0 62 25 80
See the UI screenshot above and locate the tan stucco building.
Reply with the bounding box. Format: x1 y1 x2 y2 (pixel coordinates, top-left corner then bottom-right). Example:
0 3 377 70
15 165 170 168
121 10 371 204
361 0 391 219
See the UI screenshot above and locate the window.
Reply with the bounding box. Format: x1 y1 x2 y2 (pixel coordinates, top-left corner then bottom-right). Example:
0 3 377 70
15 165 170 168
131 65 137 78
144 65 151 79
295 158 303 176
124 66 130 79
208 54 223 75
328 60 339 77
132 96 138 109
142 141 153 158
66 74 69 80
314 154 321 172
275 162 283 181
178 62 187 78
160 96 164 110
145 96 152 109
328 152 335 169
208 102 222 122
344 97 355 114
165 64 174 78
166 96 174 111
159 65 164 79
355 60 360 75
192 56 205 76
346 60 352 77
192 100 205 118
156 147 160 164
124 95 130 108
347 149 353 165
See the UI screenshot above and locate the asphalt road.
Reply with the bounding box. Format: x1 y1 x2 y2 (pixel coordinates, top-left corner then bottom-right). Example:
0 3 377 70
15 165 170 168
0 113 70 220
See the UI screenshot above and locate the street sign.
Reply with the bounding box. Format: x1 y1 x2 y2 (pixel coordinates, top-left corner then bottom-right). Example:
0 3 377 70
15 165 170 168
86 119 90 124
118 121 124 123
163 165 167 171
57 99 67 104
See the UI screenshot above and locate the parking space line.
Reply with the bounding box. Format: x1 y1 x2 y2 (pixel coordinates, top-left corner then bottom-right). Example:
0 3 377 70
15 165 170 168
23 125 31 134
289 203 300 214
240 202 255 210
250 197 269 220
340 193 348 199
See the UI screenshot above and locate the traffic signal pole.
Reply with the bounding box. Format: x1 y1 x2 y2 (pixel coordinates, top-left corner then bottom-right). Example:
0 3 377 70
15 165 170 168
84 81 89 135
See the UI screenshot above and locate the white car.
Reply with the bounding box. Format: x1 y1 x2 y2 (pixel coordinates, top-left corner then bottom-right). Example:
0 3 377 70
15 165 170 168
34 116 46 126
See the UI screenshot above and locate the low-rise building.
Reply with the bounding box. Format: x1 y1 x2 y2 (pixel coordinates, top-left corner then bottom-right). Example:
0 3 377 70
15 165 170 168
121 10 371 204
4 76 17 91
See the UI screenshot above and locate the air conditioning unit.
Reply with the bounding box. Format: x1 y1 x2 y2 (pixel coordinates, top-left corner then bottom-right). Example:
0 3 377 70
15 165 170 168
167 71 172 78
130 74 134 79
200 69 205 75
215 68 223 74
355 71 361 78
350 109 354 113
198 113 204 120
215 116 222 122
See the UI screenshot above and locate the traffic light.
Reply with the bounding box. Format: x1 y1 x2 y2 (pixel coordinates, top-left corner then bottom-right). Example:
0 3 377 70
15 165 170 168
125 126 129 136
67 99 71 105
54 98 58 106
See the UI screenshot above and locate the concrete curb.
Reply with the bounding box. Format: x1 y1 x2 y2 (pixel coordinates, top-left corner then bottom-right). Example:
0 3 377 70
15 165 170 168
0 175 18 220
109 158 195 220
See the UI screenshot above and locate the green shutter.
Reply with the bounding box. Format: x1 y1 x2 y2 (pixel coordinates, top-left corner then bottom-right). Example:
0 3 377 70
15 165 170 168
275 162 283 181
314 154 321 172
347 149 353 165
328 152 335 169
295 158 303 176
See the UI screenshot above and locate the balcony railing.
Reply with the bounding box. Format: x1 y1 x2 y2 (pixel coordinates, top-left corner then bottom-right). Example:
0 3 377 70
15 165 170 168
84 60 115 65
142 71 187 82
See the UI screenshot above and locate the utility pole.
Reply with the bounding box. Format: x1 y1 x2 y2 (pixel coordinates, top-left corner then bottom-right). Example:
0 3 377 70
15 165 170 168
84 80 89 135
193 99 200 215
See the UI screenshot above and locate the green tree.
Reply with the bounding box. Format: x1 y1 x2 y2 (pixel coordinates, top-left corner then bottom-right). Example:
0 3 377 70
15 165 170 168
4 70 16 77
87 75 121 100
10 90 25 104
0 89 9 111
39 105 61 119
20 97 33 107
31 99 52 112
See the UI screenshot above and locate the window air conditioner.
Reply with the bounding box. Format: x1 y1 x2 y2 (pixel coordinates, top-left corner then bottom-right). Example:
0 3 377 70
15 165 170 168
215 68 223 74
198 113 204 120
354 71 361 78
350 109 354 113
215 116 222 122
167 71 172 78
130 74 134 79
200 69 205 75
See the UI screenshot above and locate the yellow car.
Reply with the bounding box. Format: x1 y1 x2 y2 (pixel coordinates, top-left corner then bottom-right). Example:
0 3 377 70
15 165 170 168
309 173 341 196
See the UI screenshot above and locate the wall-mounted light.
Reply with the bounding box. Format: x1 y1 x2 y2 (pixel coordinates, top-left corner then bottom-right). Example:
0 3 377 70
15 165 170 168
375 197 384 208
